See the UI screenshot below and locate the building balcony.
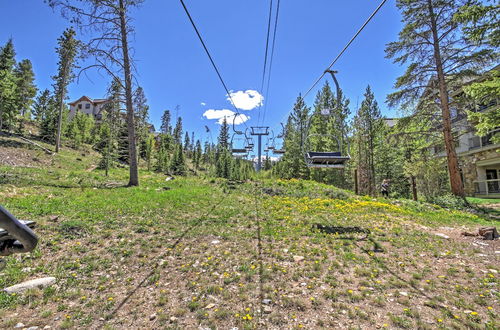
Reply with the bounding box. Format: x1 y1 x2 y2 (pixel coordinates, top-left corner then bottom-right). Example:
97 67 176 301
474 179 500 198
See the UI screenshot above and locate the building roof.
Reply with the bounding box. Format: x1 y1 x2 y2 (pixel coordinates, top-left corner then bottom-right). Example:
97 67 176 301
68 96 109 106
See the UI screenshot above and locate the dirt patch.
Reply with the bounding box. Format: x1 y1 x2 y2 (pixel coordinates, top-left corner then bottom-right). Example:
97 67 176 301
0 145 53 168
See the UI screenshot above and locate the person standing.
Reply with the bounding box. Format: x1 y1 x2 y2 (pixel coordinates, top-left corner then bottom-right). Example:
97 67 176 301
381 179 390 198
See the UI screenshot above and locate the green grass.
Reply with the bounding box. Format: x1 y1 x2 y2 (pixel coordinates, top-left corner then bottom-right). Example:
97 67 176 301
0 136 498 329
467 197 500 205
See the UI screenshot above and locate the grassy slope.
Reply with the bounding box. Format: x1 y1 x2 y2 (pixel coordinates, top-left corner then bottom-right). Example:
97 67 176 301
0 136 498 329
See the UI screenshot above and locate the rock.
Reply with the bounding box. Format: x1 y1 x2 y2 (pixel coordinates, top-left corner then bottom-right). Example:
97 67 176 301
399 291 408 296
149 313 156 320
43 326 51 329
26 327 39 330
14 323 24 329
262 299 272 305
170 316 178 322
434 233 450 239
165 176 175 182
205 303 215 309
211 240 220 245
49 215 59 222
293 256 305 262
3 277 56 294
263 305 272 314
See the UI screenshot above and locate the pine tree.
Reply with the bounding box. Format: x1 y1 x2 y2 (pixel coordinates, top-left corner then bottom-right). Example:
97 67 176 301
133 86 149 159
144 133 155 171
39 98 58 142
0 39 17 130
193 139 202 170
386 0 496 197
171 142 186 175
53 27 79 152
13 59 37 133
215 117 231 178
97 78 123 175
156 134 171 173
173 117 183 145
455 2 500 144
353 86 384 196
277 95 310 179
184 131 190 153
32 89 52 123
160 110 171 135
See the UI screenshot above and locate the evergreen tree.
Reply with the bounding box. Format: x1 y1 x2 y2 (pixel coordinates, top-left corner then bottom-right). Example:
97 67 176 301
144 133 155 171
32 89 52 123
455 2 500 144
156 133 172 173
0 39 17 130
97 78 123 174
65 111 95 148
160 110 171 135
184 131 191 153
215 117 231 178
173 117 183 144
263 154 272 170
13 59 37 133
133 86 149 158
53 27 79 152
386 0 496 197
193 139 202 170
277 95 310 179
171 142 186 175
190 131 195 153
353 86 384 196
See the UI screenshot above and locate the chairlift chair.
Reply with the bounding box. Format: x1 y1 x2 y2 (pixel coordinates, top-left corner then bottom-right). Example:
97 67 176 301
0 205 38 270
303 71 351 168
231 133 249 156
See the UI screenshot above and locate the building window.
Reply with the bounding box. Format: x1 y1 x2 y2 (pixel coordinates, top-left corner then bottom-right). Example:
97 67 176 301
78 104 82 109
85 103 91 109
468 136 480 150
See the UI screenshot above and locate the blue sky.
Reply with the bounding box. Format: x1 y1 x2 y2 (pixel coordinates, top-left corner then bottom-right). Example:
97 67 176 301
0 0 404 142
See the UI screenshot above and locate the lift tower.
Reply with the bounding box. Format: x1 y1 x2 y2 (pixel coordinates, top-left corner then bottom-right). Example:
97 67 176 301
249 126 270 171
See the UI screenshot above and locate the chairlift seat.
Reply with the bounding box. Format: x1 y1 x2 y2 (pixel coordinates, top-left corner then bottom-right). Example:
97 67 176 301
273 149 285 154
306 151 350 165
0 220 36 241
232 148 248 154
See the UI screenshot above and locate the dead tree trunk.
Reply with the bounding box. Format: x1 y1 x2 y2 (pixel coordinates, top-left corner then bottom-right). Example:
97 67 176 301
55 74 66 153
119 0 139 187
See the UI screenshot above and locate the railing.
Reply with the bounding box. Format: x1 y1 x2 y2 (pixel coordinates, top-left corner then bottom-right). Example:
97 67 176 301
474 179 500 195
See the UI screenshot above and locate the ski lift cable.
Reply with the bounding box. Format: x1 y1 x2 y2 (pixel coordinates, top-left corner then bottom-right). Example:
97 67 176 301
278 0 388 127
302 0 388 99
179 0 249 129
257 0 275 126
261 0 281 125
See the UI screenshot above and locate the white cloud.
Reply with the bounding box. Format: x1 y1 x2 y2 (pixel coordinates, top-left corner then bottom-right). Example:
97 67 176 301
203 109 250 125
227 90 263 110
200 102 206 106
